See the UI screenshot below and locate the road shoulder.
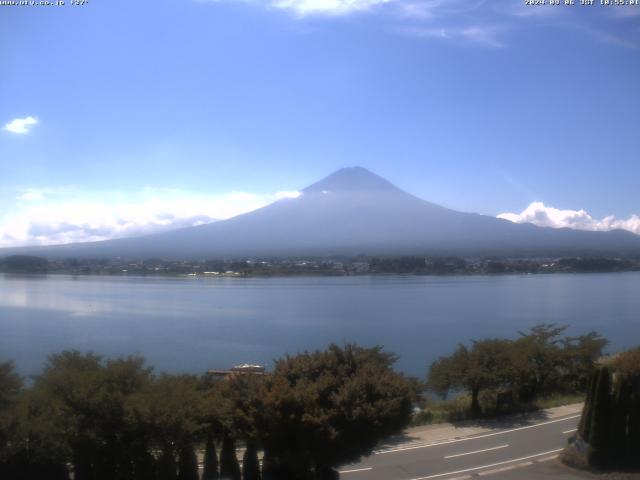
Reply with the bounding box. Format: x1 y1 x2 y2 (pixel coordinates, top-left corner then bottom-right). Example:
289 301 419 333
377 403 584 451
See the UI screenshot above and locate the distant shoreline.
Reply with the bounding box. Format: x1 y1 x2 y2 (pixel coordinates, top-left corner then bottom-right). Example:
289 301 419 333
2 253 639 278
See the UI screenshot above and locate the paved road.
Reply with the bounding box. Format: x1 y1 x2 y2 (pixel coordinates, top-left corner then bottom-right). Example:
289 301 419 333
338 412 581 480
473 460 607 480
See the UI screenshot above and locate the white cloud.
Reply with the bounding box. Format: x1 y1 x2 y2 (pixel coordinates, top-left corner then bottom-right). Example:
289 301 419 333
271 0 394 15
3 116 38 134
498 202 640 236
208 0 511 45
610 5 640 18
205 0 640 49
396 1 439 19
275 190 302 199
17 190 46 202
401 24 505 47
207 0 394 16
0 189 302 247
581 26 639 51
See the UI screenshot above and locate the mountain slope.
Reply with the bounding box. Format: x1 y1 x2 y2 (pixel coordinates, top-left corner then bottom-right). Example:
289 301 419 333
3 167 640 259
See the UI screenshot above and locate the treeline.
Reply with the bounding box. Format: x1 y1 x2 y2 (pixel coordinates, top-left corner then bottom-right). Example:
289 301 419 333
2 254 640 277
0 255 49 274
0 344 415 480
426 324 609 415
372 256 640 275
371 256 467 274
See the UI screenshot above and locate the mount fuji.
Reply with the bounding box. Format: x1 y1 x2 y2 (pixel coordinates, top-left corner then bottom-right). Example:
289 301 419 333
3 167 640 259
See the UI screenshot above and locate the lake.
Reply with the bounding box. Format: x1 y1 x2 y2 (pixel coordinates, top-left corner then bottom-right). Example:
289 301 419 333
1 272 639 378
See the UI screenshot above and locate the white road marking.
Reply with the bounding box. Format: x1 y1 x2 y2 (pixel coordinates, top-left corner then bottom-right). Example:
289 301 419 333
562 428 578 434
444 444 509 459
409 448 564 480
375 414 580 455
339 467 373 474
477 454 559 477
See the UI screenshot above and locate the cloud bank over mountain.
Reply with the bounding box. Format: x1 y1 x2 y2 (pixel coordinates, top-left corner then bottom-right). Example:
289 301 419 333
3 184 640 249
498 202 640 236
0 189 301 247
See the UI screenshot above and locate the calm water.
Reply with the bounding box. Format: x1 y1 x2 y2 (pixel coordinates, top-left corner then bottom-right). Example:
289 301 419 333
1 273 639 378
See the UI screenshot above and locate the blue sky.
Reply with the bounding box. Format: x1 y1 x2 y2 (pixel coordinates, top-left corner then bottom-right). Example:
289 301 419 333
1 0 639 246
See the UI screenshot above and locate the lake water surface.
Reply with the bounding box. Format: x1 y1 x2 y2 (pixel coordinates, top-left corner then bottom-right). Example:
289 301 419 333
1 273 639 377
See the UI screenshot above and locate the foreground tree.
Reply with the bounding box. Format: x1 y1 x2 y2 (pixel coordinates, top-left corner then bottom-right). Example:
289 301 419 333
157 448 178 480
510 324 569 401
0 361 22 461
428 325 609 412
0 361 22 411
0 362 72 480
242 441 261 480
427 339 513 413
131 372 204 479
1 352 157 480
259 344 414 479
177 445 199 480
586 367 611 467
202 432 219 480
42 352 154 480
1 344 414 480
511 325 607 401
210 369 266 480
561 331 609 392
219 430 241 480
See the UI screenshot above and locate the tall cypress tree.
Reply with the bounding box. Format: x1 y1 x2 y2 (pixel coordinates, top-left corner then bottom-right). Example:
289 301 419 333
132 448 156 480
73 449 94 480
219 432 241 480
576 351 640 471
203 432 219 480
260 448 278 480
242 441 260 480
609 378 630 468
587 367 611 468
157 447 178 480
578 370 598 442
177 445 199 480
23 461 71 480
315 465 339 480
629 378 640 469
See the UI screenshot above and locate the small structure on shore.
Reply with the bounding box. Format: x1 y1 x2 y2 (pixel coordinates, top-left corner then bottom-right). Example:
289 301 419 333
207 363 266 379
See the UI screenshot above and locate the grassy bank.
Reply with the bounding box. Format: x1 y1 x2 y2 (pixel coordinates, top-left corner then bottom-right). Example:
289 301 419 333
411 392 584 426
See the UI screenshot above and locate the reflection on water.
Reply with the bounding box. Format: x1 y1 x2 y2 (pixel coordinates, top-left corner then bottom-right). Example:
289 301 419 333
1 275 112 317
1 273 639 377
